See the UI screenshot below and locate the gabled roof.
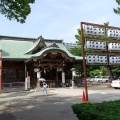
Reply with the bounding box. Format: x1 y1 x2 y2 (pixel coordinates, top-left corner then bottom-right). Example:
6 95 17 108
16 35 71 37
25 36 46 54
31 47 75 60
0 35 82 61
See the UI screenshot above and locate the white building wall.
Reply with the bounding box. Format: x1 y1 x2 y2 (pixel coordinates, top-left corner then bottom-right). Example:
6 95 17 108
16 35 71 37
64 42 80 51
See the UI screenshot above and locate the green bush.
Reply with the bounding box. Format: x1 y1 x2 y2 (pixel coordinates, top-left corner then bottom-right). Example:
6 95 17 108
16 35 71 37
71 100 120 120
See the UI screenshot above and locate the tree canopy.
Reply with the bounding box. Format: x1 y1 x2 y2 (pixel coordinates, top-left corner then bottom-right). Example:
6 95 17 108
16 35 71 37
114 0 120 15
75 29 81 45
0 0 35 23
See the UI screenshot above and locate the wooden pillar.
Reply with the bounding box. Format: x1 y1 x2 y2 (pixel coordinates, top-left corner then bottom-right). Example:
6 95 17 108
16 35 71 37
81 22 88 101
0 51 2 94
56 69 58 87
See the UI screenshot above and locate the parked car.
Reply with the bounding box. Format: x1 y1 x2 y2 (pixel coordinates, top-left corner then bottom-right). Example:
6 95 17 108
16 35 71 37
93 76 101 82
111 79 120 89
94 76 110 83
100 76 110 83
82 77 94 85
86 77 94 82
93 76 104 82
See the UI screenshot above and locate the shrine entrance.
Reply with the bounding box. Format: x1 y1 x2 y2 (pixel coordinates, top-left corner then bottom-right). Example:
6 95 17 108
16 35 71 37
26 51 74 88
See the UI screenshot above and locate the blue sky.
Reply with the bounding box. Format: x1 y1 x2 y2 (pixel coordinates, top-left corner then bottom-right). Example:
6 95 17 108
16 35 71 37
0 0 120 43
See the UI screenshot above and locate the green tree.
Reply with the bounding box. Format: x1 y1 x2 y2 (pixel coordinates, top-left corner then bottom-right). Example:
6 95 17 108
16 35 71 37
114 0 120 15
99 66 109 76
70 29 83 76
70 46 83 77
89 69 100 76
111 66 120 79
75 29 82 45
70 47 82 56
0 0 35 23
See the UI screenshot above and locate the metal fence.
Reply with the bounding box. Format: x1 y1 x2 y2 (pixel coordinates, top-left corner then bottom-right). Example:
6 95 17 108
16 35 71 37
2 82 25 91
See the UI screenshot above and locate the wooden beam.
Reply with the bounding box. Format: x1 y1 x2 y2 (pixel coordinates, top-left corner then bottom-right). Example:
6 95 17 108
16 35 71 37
38 63 62 67
41 59 64 62
0 51 2 94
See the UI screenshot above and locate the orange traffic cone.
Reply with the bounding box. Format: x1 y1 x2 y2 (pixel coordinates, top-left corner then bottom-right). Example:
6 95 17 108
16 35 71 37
82 91 86 102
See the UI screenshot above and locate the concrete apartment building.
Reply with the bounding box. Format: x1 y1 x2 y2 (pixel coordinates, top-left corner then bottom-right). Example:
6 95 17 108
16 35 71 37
63 42 80 51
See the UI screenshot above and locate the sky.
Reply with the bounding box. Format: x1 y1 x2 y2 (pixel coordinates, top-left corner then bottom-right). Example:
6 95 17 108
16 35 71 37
0 0 120 43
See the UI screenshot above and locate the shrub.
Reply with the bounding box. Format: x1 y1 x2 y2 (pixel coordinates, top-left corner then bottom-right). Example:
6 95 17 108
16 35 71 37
71 100 120 120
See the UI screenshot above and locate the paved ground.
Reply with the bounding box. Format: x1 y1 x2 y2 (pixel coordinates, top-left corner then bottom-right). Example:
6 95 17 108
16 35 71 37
0 83 120 120
0 88 81 120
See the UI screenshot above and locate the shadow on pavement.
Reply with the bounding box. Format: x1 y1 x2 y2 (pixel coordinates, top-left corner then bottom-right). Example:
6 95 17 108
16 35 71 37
0 112 16 120
0 92 80 120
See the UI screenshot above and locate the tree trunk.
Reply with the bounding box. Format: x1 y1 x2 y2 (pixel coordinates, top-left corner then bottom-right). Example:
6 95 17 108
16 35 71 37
105 66 114 80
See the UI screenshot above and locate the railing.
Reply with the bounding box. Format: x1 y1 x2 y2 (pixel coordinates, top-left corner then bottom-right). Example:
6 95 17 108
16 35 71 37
2 82 25 91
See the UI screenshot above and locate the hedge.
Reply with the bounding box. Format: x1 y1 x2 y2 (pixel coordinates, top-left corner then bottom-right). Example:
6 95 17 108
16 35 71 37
71 100 120 120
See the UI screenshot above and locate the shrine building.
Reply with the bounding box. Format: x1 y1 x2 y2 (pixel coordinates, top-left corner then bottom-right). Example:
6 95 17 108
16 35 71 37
0 35 82 89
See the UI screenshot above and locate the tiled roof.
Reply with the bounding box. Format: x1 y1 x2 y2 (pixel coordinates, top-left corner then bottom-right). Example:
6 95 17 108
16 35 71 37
1 39 33 59
0 35 82 61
